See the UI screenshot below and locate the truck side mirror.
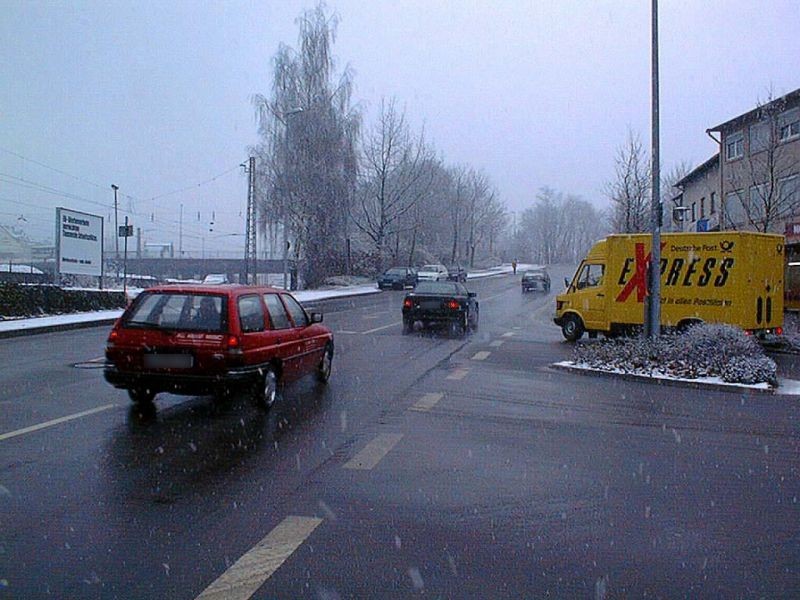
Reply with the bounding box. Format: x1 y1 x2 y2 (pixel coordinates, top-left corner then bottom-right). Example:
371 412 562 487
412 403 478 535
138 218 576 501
564 278 570 289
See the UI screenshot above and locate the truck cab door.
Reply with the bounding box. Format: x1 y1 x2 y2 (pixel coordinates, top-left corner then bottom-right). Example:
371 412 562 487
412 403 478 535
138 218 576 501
572 263 606 328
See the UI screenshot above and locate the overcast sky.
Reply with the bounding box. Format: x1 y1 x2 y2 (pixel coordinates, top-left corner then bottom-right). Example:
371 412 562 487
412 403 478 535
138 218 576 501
1 0 799 254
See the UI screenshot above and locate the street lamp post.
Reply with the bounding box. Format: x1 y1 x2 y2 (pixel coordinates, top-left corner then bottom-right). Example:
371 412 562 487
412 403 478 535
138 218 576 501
111 184 119 279
646 0 662 338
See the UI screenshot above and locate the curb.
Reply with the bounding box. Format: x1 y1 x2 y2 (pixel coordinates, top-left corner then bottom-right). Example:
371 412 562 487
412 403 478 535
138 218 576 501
0 317 120 340
549 362 775 395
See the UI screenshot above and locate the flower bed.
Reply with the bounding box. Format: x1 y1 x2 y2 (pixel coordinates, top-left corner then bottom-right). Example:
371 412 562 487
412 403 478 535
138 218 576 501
573 324 777 386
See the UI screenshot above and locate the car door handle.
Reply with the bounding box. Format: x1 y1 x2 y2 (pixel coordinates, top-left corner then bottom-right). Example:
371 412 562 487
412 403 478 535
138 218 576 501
596 293 605 297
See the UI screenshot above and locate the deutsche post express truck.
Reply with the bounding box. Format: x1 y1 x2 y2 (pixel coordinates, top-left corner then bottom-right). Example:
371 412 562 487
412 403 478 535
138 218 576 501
554 232 784 341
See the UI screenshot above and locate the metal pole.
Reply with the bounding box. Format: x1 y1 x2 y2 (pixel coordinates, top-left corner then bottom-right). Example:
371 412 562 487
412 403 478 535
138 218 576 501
179 203 183 258
123 216 129 298
111 184 119 279
283 218 289 290
647 0 662 337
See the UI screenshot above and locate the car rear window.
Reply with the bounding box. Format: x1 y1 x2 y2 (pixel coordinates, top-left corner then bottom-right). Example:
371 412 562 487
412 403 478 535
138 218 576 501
124 292 226 332
414 281 459 295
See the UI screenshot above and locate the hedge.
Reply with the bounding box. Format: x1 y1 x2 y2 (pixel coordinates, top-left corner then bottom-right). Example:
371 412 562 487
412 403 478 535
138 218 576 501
0 283 126 318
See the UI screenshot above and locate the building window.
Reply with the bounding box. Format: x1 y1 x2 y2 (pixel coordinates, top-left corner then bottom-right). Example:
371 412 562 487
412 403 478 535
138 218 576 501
780 175 799 210
691 202 696 221
779 108 800 142
724 190 745 227
726 132 744 160
710 192 716 214
700 197 705 219
749 120 770 153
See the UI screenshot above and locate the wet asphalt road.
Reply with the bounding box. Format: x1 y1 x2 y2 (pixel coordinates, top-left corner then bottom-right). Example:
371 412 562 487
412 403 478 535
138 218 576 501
2 268 800 598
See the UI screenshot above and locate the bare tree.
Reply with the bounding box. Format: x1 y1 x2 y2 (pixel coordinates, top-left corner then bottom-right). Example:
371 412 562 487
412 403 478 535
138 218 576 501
724 92 800 232
605 129 651 233
352 98 435 272
252 3 360 287
661 161 692 231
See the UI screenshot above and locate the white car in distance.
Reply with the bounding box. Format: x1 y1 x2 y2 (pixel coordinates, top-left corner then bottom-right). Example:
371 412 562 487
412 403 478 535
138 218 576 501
416 264 449 282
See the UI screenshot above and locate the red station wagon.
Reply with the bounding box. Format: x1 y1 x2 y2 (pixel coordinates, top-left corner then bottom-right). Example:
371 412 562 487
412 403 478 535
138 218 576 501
104 284 334 408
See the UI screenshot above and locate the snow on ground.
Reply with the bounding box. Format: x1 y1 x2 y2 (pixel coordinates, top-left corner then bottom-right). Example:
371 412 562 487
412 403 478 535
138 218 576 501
775 378 800 395
467 263 539 279
553 360 773 392
0 309 124 333
0 264 44 274
293 284 379 302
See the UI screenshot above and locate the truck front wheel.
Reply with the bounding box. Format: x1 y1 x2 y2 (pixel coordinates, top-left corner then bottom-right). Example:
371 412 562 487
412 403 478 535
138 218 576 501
561 314 585 342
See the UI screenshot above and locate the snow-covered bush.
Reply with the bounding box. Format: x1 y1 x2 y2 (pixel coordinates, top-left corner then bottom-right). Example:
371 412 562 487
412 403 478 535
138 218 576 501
720 355 777 386
573 323 777 386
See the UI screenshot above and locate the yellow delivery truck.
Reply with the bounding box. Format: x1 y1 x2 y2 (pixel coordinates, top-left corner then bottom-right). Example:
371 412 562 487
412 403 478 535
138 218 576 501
554 232 784 341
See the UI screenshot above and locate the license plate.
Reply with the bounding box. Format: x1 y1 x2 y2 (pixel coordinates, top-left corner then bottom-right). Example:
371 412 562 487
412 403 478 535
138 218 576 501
144 353 193 369
421 300 441 310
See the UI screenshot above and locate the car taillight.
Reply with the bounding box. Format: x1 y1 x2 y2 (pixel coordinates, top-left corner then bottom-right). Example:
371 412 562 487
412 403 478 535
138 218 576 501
226 335 240 349
108 330 119 343
447 299 460 310
403 298 413 308
776 326 784 336
744 330 753 336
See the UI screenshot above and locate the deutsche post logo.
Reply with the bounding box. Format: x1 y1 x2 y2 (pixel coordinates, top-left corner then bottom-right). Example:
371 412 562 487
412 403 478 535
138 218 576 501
720 240 735 253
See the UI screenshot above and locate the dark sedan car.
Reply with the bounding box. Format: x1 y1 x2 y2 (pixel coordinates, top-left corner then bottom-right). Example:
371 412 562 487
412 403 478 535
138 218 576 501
521 268 550 292
446 265 468 283
402 280 479 336
377 266 417 290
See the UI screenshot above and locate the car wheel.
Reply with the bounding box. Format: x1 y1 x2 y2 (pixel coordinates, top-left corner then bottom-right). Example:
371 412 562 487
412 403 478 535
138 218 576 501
255 367 279 410
471 307 479 331
128 387 156 405
561 314 585 342
317 344 333 383
402 318 414 335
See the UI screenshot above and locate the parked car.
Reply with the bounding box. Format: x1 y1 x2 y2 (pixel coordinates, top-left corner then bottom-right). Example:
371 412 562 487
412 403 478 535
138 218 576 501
521 268 550 292
202 273 229 284
447 264 468 283
377 266 417 290
104 284 333 408
416 264 449 282
402 280 479 337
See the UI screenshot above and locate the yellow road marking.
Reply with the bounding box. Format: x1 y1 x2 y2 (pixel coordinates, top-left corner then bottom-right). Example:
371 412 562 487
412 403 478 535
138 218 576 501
446 368 469 380
343 433 404 470
410 392 443 412
489 340 504 347
195 516 323 600
0 404 118 442
361 321 402 334
471 351 491 361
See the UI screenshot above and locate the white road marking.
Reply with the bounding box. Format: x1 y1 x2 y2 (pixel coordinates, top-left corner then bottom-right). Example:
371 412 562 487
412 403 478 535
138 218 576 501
361 321 402 335
446 368 469 380
336 330 360 334
0 404 118 442
471 351 491 361
501 331 516 338
489 340 504 347
482 292 506 302
343 433 404 470
410 392 443 412
513 326 521 330
195 516 323 600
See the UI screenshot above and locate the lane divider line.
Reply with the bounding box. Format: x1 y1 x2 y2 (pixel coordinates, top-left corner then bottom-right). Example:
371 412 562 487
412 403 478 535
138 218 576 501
343 433 404 470
471 351 491 361
0 404 118 442
446 368 469 380
501 332 516 338
361 321 402 335
489 340 504 348
410 392 443 412
195 515 323 600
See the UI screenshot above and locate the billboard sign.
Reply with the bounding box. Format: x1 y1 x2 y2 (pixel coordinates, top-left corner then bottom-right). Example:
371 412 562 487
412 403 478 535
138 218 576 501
56 207 103 277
